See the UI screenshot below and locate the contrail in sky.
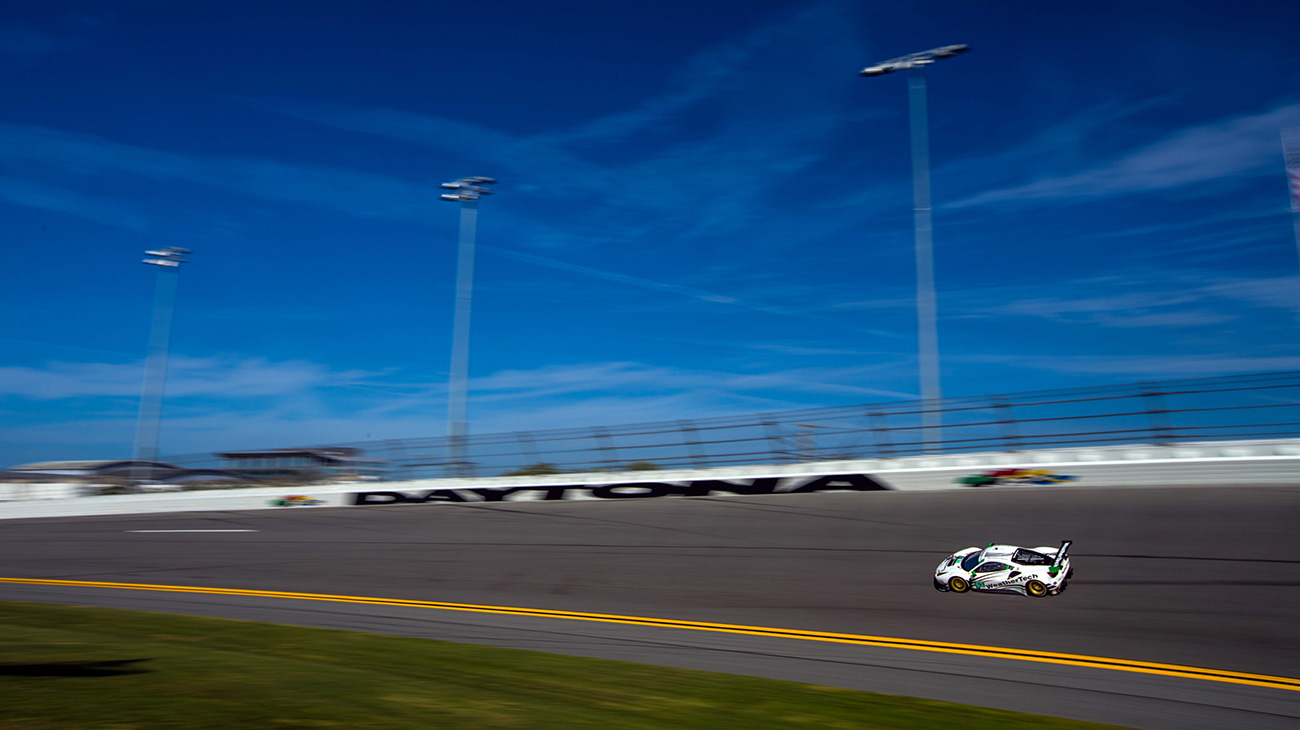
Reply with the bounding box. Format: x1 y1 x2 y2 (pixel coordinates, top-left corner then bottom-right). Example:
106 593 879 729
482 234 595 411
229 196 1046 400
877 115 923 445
482 246 905 339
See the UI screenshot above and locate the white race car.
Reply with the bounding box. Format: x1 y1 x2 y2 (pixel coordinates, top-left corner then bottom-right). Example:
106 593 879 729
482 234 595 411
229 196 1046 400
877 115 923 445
934 540 1072 597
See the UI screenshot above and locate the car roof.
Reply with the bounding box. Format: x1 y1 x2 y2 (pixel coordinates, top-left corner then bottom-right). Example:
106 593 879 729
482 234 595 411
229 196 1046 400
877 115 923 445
952 544 1057 561
979 544 1018 560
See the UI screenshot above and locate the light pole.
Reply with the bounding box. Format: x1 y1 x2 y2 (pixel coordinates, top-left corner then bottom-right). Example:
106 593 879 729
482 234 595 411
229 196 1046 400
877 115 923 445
134 246 190 468
440 176 496 477
1283 127 1300 299
860 43 969 452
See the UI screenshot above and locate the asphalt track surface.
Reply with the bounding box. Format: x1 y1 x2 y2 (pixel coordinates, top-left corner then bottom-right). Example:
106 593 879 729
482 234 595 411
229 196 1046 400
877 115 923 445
2 485 1298 729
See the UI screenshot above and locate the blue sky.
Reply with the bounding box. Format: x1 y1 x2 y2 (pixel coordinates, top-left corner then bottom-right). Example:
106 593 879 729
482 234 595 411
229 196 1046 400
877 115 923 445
3 0 1300 466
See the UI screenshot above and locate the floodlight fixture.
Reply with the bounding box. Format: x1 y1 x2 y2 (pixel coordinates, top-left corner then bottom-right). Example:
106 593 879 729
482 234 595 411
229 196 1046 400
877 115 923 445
142 247 191 267
859 44 970 77
440 176 497 202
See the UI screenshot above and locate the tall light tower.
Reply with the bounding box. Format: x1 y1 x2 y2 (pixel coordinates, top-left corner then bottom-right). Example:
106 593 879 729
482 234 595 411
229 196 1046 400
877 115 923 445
861 43 969 452
440 176 496 476
1283 127 1300 295
134 246 190 466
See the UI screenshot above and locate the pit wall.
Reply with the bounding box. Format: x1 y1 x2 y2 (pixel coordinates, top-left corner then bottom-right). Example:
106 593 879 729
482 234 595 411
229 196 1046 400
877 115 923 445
2 438 1297 521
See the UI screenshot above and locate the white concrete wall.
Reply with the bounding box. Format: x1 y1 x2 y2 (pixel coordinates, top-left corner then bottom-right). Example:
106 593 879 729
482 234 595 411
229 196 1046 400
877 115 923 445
0 483 83 500
2 438 1297 521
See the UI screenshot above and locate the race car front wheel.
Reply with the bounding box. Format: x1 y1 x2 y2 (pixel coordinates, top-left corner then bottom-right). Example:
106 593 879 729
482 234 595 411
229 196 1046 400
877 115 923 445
948 576 970 593
1025 580 1048 597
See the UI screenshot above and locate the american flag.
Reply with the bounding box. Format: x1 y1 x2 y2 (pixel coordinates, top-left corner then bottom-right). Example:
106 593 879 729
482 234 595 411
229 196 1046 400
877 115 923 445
1284 127 1300 213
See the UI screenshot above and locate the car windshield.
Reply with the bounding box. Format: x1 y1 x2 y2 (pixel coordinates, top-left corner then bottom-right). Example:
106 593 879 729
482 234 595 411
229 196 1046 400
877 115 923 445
960 552 981 571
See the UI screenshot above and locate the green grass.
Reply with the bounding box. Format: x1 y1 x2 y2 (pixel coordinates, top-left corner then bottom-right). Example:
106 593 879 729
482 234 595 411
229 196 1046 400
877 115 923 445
0 600 1133 729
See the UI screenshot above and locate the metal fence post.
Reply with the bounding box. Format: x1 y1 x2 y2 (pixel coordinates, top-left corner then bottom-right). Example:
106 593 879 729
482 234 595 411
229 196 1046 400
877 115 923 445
592 426 619 471
441 436 457 479
678 420 707 468
1140 384 1176 445
868 411 893 457
762 419 790 462
383 440 406 480
992 397 1022 451
795 423 833 461
515 431 541 472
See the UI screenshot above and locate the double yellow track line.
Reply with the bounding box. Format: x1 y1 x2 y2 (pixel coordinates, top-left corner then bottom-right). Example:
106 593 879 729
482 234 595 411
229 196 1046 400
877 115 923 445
3 576 1296 693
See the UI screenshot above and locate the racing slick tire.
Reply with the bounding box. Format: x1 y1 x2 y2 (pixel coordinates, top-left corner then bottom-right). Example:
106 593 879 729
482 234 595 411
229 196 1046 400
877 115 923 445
948 576 970 593
1025 579 1048 597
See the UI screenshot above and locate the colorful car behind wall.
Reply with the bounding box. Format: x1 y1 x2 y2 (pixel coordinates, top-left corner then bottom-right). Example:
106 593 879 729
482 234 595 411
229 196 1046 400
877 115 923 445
269 495 328 507
956 469 1076 487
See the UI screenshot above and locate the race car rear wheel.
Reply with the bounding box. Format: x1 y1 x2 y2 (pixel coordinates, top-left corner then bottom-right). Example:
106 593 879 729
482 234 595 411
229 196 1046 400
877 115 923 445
1025 580 1048 597
948 576 970 593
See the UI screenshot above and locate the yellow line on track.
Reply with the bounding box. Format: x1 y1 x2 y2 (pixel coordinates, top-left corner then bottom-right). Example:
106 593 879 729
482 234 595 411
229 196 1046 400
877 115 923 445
4 576 1297 693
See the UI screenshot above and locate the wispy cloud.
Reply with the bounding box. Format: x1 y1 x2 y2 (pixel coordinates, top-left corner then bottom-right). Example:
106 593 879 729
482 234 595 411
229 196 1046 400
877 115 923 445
538 1 858 148
951 271 1299 329
950 102 1300 209
485 246 740 305
745 343 899 357
483 245 904 337
248 1 864 250
0 174 150 229
0 355 915 414
0 356 377 400
0 28 80 57
256 100 612 196
0 123 430 227
976 290 1221 328
0 356 918 464
1202 275 1300 312
467 361 915 403
829 295 915 311
963 353 1300 377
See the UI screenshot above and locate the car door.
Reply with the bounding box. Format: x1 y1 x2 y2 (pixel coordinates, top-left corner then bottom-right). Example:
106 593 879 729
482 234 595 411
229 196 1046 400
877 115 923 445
969 561 1013 591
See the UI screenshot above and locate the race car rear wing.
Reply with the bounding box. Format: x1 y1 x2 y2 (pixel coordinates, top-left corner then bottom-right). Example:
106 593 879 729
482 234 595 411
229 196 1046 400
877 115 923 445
1048 540 1072 575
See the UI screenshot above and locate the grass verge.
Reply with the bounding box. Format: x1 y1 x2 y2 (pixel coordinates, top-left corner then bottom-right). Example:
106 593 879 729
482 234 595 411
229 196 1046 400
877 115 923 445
0 600 1132 729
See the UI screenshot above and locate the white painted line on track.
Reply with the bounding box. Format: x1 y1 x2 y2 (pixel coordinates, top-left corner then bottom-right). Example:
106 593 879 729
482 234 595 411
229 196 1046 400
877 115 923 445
126 529 259 533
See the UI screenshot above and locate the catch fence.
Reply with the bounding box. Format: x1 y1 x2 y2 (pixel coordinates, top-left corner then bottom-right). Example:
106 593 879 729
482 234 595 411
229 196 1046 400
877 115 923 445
165 370 1300 481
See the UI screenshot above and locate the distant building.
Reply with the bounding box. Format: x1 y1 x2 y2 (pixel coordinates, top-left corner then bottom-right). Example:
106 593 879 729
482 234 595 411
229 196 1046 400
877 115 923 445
1 460 251 491
6 460 179 480
214 447 385 482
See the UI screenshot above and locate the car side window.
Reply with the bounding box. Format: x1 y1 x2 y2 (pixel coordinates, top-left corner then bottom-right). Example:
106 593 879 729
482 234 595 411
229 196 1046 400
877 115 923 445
1013 549 1050 566
973 561 1008 573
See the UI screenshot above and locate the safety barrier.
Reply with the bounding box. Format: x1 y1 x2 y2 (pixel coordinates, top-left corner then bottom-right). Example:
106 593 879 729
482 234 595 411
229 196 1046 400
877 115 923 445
3 438 1297 520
